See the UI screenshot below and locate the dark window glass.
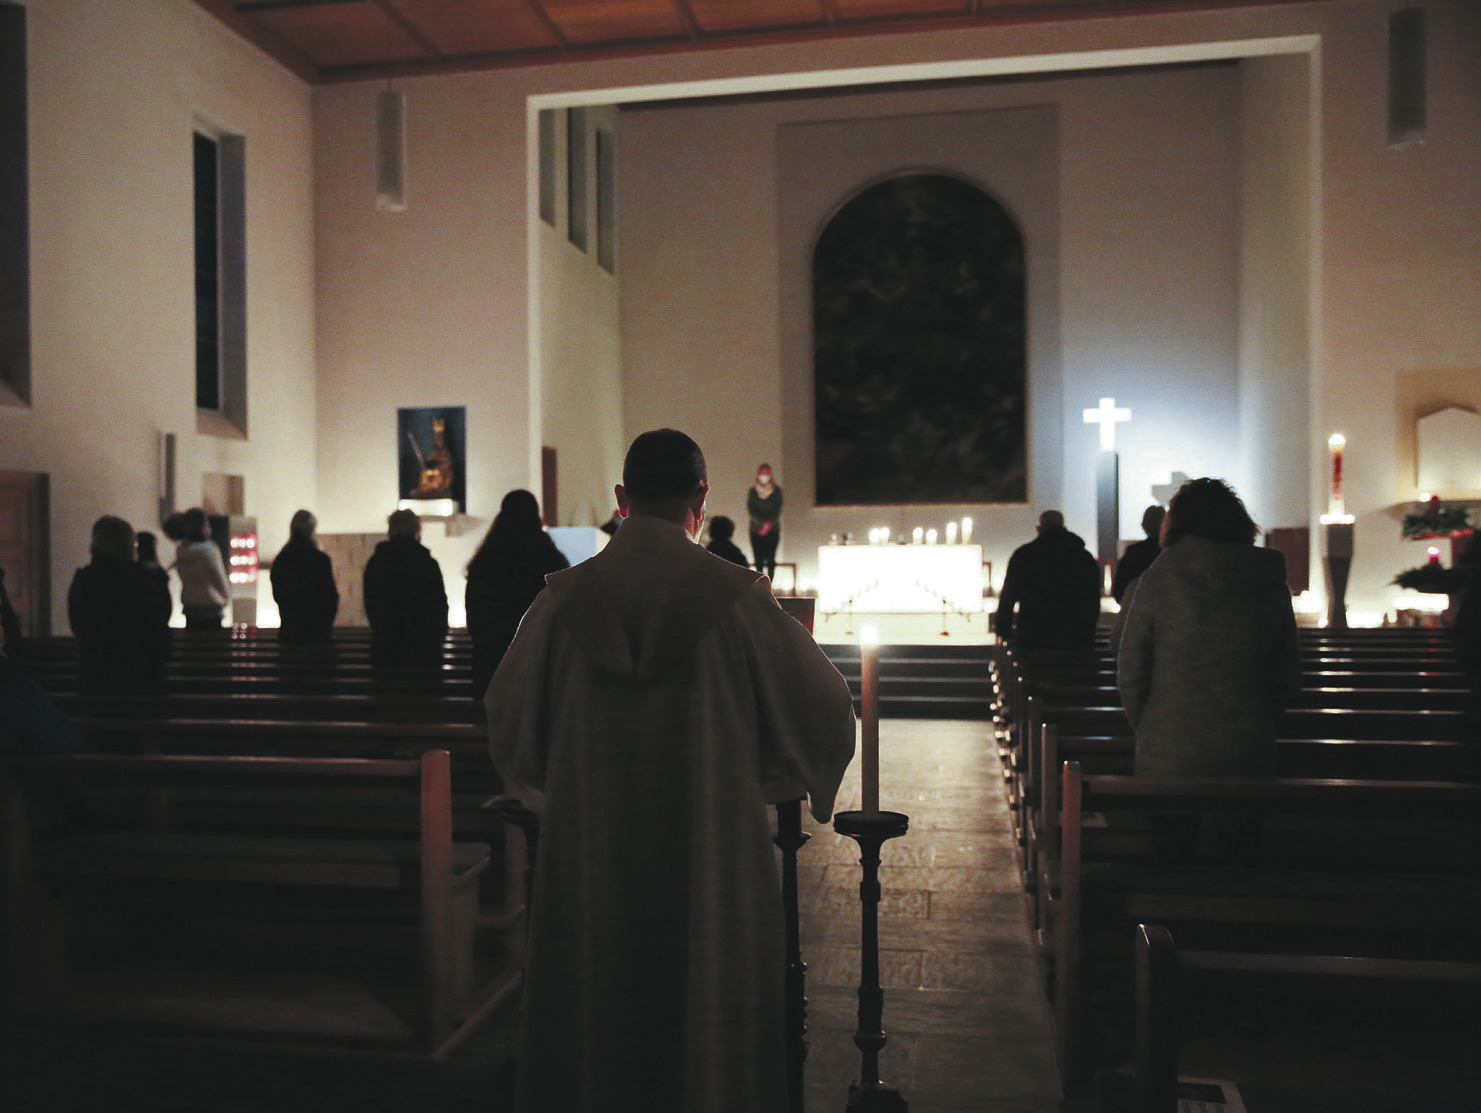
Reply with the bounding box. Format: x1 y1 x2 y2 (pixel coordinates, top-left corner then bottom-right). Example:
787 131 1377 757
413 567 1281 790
194 132 220 411
567 108 587 252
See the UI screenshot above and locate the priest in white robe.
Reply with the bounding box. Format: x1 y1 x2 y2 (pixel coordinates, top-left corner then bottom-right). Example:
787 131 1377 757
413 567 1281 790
485 429 857 1113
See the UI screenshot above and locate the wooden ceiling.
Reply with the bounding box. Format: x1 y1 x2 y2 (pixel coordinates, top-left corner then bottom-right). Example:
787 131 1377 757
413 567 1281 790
195 0 1326 85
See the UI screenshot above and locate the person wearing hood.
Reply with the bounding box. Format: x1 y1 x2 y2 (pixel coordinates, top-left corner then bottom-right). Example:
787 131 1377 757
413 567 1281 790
362 508 448 665
484 429 855 1113
993 509 1102 650
1117 477 1301 778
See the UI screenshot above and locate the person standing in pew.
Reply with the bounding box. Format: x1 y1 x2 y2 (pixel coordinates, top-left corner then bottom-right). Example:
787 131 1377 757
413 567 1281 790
363 508 448 666
485 428 856 1113
1111 504 1165 604
1116 479 1301 856
67 516 172 692
993 509 1102 650
171 508 231 631
270 509 340 644
464 489 569 699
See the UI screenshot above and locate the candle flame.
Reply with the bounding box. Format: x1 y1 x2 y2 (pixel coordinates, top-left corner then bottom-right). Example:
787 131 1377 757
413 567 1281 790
1328 433 1346 448
860 625 880 646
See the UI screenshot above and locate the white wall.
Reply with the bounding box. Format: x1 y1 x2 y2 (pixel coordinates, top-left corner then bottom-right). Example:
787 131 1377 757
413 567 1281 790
622 66 1239 587
538 104 623 530
306 0 1481 619
1237 53 1313 538
0 0 315 632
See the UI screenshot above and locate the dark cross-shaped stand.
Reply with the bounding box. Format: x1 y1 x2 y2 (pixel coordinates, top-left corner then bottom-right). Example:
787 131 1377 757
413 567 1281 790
833 809 911 1113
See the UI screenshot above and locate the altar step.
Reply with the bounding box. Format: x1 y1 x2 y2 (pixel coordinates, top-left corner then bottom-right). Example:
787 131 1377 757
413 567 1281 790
821 643 997 720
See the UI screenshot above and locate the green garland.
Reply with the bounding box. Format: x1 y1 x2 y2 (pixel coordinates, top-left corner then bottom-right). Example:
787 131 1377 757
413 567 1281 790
1401 503 1472 539
1393 563 1472 594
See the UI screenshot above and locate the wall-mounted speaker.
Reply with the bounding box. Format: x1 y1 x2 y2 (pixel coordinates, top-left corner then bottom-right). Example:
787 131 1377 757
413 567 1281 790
375 90 407 212
1387 7 1427 148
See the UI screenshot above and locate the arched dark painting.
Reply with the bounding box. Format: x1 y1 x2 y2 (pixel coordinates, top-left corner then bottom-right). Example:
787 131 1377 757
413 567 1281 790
813 174 1026 505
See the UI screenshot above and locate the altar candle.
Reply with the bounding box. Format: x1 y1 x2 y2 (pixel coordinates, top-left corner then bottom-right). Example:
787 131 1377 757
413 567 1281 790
1428 546 1442 566
859 626 881 816
961 517 973 544
1328 434 1346 517
912 527 924 544
946 521 958 545
926 528 938 545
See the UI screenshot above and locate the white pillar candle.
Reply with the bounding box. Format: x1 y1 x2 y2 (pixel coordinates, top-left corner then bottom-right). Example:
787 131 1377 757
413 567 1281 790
912 527 924 544
859 626 880 816
961 517 973 544
945 521 958 545
926 528 938 545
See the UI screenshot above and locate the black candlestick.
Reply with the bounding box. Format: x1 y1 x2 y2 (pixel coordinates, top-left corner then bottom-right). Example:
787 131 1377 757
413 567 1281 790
773 798 810 1113
833 809 910 1113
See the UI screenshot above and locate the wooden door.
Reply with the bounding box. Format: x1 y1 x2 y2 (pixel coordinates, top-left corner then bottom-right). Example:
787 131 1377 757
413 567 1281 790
0 471 50 637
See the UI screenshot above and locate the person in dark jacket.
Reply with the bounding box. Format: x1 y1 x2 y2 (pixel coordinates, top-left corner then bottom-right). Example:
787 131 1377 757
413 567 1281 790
464 490 569 698
363 509 448 666
705 516 751 569
67 515 172 691
993 510 1101 651
1111 504 1165 604
270 509 340 644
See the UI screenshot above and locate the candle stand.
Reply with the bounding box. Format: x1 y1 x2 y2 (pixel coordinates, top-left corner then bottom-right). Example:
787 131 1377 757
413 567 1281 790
833 808 911 1113
773 799 811 1113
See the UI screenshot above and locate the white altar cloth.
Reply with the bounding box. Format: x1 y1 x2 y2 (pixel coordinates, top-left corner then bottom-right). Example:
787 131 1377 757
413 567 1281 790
817 544 984 613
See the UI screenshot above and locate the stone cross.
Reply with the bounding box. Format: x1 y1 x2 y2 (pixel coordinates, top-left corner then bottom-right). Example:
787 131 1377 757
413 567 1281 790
1083 397 1132 452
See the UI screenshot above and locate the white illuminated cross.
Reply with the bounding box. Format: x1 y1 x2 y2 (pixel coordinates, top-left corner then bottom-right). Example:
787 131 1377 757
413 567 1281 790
1082 397 1132 452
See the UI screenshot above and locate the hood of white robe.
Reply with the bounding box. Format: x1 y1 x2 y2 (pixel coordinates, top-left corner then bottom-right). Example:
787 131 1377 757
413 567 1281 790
543 514 763 682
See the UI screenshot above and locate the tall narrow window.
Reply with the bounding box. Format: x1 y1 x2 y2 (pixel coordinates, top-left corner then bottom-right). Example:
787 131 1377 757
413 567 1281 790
193 127 247 434
0 0 30 406
538 109 557 227
596 128 616 274
567 108 588 252
194 132 221 411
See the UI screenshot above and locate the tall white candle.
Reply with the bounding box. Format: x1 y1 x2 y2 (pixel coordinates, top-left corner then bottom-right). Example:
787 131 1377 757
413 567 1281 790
961 517 973 544
912 527 924 544
946 521 959 545
859 625 881 816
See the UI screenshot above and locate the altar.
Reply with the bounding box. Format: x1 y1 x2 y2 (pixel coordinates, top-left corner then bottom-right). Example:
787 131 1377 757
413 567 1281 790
817 544 984 614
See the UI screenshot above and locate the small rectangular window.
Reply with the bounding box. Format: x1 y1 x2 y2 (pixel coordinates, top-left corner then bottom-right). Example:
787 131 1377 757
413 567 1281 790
596 129 616 274
567 107 588 252
538 109 557 227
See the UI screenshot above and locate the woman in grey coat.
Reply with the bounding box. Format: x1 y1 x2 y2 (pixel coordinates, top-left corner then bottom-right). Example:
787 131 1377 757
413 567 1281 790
1116 478 1301 777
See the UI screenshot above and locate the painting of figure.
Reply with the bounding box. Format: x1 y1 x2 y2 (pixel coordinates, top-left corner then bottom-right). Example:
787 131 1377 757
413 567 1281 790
397 406 467 513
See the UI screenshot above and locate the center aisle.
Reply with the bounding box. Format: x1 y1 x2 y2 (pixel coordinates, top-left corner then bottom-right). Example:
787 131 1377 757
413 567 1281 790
796 719 1060 1113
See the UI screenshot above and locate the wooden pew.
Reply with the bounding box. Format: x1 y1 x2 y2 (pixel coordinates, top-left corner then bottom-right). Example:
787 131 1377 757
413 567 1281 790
1045 762 1481 1089
0 750 518 1055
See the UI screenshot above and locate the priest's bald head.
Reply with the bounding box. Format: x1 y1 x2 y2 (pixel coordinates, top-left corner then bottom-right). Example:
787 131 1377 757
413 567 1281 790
615 429 710 538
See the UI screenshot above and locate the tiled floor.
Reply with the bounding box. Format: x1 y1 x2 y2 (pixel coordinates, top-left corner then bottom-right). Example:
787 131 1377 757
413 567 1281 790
796 719 1061 1113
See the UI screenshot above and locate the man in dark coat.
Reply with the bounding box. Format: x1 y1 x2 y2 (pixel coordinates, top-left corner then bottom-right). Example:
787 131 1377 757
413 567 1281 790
363 509 448 665
270 509 339 643
993 509 1101 651
67 515 172 691
1111 504 1166 603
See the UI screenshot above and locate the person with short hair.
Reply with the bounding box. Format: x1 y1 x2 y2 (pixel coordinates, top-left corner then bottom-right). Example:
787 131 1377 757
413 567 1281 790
1117 477 1301 777
363 508 448 665
464 490 569 698
704 514 750 568
993 509 1102 651
173 507 231 630
67 515 172 691
485 428 855 1113
1112 504 1166 604
270 510 340 644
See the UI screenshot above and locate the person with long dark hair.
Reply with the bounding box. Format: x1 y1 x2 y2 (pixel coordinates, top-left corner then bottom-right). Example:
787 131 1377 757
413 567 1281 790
465 490 568 697
270 510 339 643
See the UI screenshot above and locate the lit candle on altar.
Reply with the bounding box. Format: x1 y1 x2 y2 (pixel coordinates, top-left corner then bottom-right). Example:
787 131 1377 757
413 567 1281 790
945 521 958 545
1328 434 1346 518
912 527 924 544
961 517 973 544
926 528 938 545
1428 546 1442 566
880 527 890 545
859 625 880 816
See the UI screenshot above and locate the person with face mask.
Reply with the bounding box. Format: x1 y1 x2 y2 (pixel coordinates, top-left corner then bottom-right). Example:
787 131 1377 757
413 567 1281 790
747 463 783 582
